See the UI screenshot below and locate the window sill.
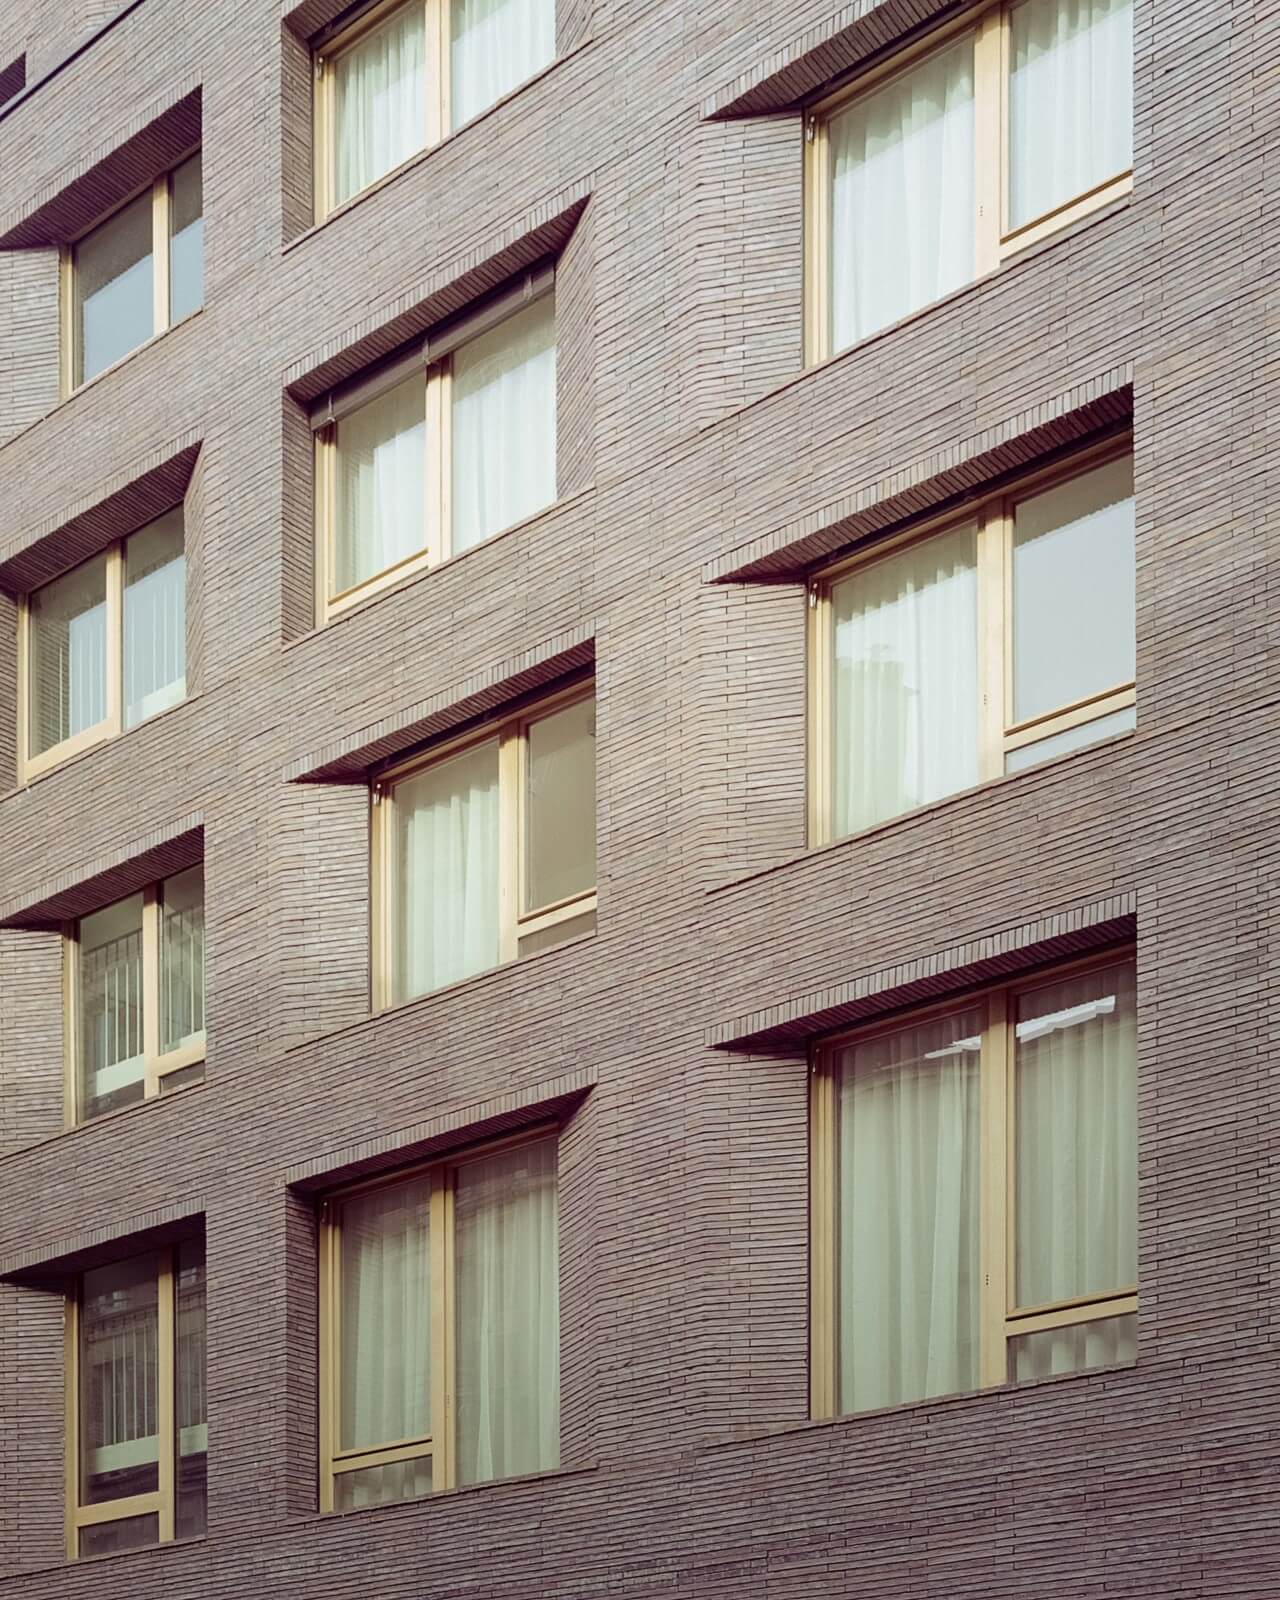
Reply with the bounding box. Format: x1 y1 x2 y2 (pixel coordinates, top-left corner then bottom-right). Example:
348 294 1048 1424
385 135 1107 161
284 37 594 252
6 690 202 796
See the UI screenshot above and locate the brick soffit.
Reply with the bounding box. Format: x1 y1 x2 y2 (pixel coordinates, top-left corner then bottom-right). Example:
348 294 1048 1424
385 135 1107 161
0 818 203 931
709 366 1134 585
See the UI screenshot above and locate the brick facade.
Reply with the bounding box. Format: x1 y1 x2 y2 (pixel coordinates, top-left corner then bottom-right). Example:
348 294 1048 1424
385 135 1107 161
0 0 1277 1595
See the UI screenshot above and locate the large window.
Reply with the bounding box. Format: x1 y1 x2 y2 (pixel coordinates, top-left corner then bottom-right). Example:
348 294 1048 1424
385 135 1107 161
809 443 1135 842
313 0 556 216
373 681 595 1005
319 1132 559 1511
65 153 203 390
805 0 1132 357
67 865 206 1125
19 509 187 780
810 954 1137 1418
67 1242 207 1558
313 273 556 620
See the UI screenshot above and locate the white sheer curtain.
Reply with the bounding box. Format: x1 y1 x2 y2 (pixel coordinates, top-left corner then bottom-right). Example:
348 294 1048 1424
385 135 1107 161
1015 962 1137 1373
830 39 975 349
451 295 557 555
832 523 978 836
1008 0 1133 230
451 0 556 130
124 511 186 729
456 1139 559 1484
394 740 500 1000
335 375 427 594
333 2 426 206
837 1009 982 1413
29 555 108 755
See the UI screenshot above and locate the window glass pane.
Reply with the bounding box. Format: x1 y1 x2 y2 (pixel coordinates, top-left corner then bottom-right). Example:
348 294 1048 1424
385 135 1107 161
75 191 154 384
517 907 596 958
524 696 595 913
456 1139 559 1484
332 2 427 206
78 1514 159 1558
1011 456 1135 723
124 509 186 729
168 154 203 323
78 895 146 1122
28 554 108 758
160 866 205 1055
334 1456 432 1511
1011 1310 1136 1381
831 523 978 836
1008 0 1132 230
451 294 556 554
450 0 555 129
1005 704 1135 773
338 1178 431 1453
1015 961 1137 1308
835 1009 983 1413
80 1255 159 1505
334 375 427 595
176 1239 207 1539
393 740 499 1000
829 39 974 349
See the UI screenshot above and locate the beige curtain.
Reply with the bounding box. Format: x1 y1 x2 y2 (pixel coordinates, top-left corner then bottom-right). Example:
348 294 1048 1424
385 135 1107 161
333 2 426 205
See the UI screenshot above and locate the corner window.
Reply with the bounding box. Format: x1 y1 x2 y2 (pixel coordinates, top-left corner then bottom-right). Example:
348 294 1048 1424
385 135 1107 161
313 0 556 217
805 0 1132 357
373 682 594 1006
68 864 206 1124
69 1241 207 1557
320 1132 559 1511
809 445 1135 842
65 152 203 389
20 508 187 780
313 276 556 620
810 955 1137 1418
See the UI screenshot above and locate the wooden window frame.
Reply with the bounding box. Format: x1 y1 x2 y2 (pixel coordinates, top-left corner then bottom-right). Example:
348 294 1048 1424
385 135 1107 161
802 0 1134 365
59 146 202 397
809 947 1138 1419
370 678 595 1010
64 1245 192 1558
17 514 187 784
806 434 1135 846
318 1125 558 1511
63 871 207 1129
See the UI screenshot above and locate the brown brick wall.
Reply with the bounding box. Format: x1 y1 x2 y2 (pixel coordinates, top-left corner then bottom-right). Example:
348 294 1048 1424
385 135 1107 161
0 0 1276 1594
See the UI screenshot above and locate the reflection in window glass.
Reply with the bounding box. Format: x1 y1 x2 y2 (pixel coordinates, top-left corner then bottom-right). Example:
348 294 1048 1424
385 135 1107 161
124 510 186 729
80 1255 160 1506
1005 704 1135 773
161 865 205 1055
78 895 146 1122
176 1239 208 1538
524 697 595 913
169 155 204 324
78 1514 160 1558
74 191 154 385
28 554 108 757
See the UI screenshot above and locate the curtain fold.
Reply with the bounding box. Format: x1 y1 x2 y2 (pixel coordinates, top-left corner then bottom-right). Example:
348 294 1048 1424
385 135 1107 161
335 375 427 594
456 1139 559 1483
830 39 975 348
1008 0 1133 229
451 294 557 555
333 3 426 205
837 1009 982 1412
451 0 556 130
832 523 979 835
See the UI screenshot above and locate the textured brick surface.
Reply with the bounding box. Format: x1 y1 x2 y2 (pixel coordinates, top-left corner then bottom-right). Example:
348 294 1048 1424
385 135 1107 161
0 0 1278 1595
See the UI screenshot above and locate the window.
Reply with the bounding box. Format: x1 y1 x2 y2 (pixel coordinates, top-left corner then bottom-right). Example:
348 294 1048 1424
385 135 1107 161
67 865 206 1125
313 271 556 620
319 1132 559 1511
373 681 594 1004
313 0 556 217
809 444 1135 842
19 508 187 779
805 0 1132 357
810 954 1136 1418
64 151 203 390
67 1241 207 1558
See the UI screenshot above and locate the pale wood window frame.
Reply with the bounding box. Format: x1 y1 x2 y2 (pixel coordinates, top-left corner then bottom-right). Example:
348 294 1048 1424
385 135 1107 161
17 517 186 784
370 679 595 1011
62 873 206 1129
59 146 202 398
64 1246 187 1558
318 1125 557 1511
806 434 1135 847
809 947 1138 1419
802 0 1134 365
